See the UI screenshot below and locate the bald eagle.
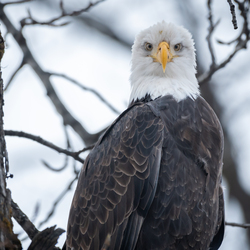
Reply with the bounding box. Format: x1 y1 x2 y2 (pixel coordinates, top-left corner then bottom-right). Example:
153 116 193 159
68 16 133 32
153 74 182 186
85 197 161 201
65 21 224 250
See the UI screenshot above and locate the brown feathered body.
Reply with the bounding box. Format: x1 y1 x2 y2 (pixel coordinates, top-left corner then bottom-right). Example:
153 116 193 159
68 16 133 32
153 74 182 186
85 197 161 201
66 95 224 250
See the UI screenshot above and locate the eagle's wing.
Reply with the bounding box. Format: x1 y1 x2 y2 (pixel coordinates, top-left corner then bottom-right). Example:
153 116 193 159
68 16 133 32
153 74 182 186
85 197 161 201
136 95 224 249
209 186 225 250
66 103 164 250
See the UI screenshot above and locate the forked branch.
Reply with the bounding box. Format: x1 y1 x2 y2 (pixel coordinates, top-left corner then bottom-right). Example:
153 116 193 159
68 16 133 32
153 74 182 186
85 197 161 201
198 0 249 85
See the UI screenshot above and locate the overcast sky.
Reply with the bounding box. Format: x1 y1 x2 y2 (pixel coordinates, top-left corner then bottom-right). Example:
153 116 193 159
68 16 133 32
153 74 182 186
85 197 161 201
1 0 250 249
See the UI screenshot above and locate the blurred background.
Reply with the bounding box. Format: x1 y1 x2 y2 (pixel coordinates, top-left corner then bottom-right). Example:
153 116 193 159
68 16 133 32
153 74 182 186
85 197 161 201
1 0 250 249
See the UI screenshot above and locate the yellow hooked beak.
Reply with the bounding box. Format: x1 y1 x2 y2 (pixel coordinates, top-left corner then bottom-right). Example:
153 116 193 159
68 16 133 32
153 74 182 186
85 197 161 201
151 41 173 73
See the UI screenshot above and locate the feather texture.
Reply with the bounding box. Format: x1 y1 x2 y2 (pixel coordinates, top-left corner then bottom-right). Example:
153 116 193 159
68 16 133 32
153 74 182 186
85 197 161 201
66 95 224 250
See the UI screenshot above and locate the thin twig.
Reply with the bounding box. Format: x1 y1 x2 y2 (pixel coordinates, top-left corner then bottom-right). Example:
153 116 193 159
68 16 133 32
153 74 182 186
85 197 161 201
75 144 95 155
0 6 105 146
63 124 81 175
20 0 105 28
38 174 79 228
79 15 132 49
198 0 249 85
216 37 238 45
2 0 33 6
40 125 71 172
206 0 219 69
4 58 25 91
30 202 40 224
226 221 250 229
20 9 70 28
227 0 238 29
50 72 120 115
41 158 69 172
216 0 248 45
64 124 71 150
4 130 86 164
207 0 215 65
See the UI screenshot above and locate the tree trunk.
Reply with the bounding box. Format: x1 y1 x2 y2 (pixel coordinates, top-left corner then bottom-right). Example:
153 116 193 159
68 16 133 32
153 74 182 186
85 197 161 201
0 30 21 250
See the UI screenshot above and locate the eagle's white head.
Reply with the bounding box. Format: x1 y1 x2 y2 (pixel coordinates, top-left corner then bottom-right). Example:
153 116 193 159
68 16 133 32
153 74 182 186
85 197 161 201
129 21 200 105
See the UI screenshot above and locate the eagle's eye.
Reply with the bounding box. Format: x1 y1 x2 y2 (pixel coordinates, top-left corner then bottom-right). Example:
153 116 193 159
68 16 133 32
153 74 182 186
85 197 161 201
145 42 153 51
174 43 182 51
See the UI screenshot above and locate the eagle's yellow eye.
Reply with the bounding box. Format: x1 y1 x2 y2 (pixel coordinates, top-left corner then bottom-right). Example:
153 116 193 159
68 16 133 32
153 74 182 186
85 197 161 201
145 42 153 51
174 43 182 51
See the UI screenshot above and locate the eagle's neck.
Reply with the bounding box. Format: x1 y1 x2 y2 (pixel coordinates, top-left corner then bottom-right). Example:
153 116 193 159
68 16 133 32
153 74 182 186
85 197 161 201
128 93 154 107
129 74 200 106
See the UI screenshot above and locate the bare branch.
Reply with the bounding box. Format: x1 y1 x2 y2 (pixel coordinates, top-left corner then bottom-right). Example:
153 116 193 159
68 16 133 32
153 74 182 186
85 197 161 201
12 199 63 250
20 9 70 28
235 0 250 42
27 225 64 250
11 199 39 240
4 130 86 164
59 0 65 15
198 45 240 85
38 174 78 228
0 5 105 146
226 221 250 229
19 202 40 242
40 125 71 172
1 0 33 6
64 124 71 151
216 37 238 45
75 144 95 155
217 0 248 45
4 58 25 91
78 15 132 49
41 158 69 172
198 0 249 85
30 202 40 224
227 0 238 29
206 0 218 67
20 0 105 28
50 72 120 115
12 172 70 243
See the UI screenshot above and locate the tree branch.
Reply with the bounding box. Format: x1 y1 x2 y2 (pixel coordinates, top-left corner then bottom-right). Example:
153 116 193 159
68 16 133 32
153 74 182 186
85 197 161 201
38 175 78 228
0 6 104 146
77 15 132 49
2 0 33 6
20 0 105 28
198 0 249 85
11 199 39 240
41 125 70 172
50 72 120 115
27 226 64 250
41 158 69 172
206 0 218 67
4 58 25 91
227 0 238 29
226 221 250 229
12 198 65 250
4 130 90 164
